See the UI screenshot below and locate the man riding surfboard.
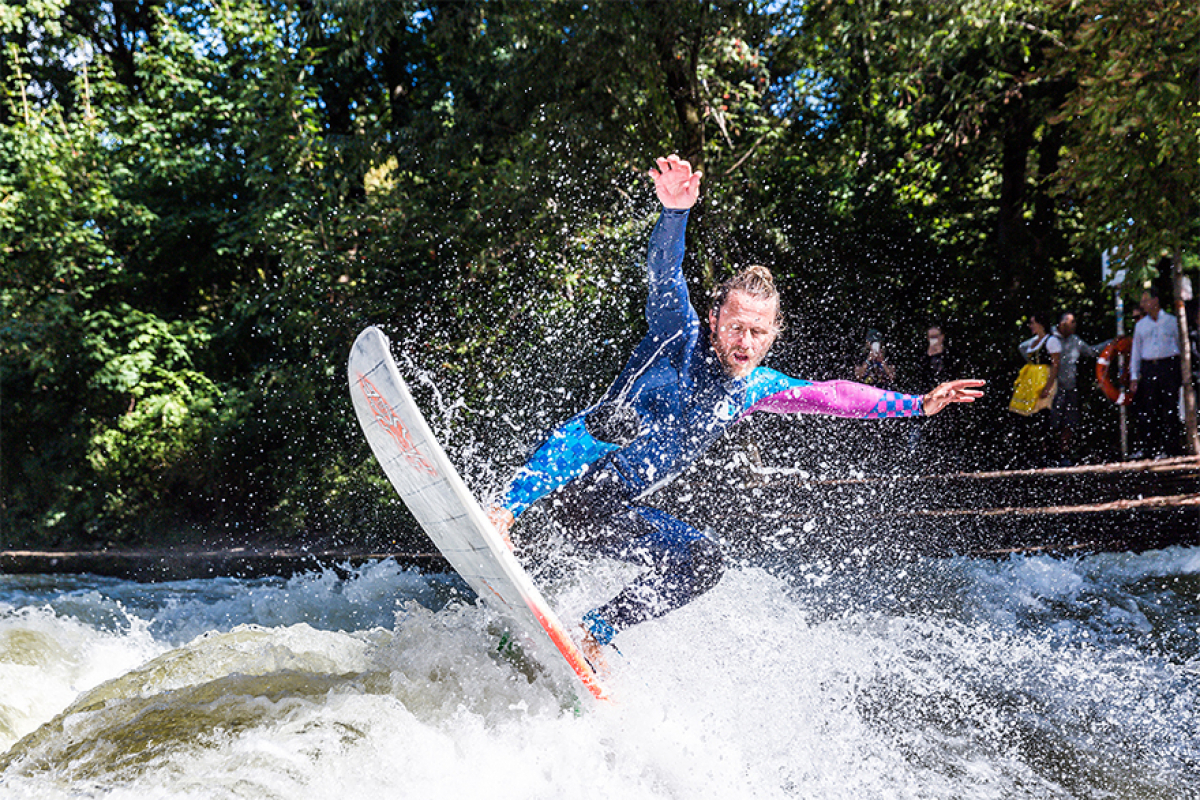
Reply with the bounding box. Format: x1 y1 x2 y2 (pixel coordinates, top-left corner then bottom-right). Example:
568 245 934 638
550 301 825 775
489 155 985 661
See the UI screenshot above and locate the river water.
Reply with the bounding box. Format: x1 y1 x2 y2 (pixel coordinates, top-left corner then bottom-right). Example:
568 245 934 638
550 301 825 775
1 543 1198 799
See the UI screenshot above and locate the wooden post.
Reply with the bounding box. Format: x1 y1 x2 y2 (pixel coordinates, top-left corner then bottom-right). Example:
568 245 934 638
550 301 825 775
1173 246 1200 454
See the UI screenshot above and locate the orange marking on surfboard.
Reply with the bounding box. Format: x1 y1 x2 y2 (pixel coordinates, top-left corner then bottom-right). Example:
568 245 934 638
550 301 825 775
478 577 508 605
482 573 605 699
356 372 438 476
527 602 608 701
484 559 604 699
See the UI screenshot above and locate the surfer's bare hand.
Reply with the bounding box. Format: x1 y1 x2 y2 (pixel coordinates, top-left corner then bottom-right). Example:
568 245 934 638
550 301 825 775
487 506 515 550
650 154 702 210
923 379 986 415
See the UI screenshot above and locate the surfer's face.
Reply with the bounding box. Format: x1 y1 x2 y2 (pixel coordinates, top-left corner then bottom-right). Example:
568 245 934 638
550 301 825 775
708 290 779 378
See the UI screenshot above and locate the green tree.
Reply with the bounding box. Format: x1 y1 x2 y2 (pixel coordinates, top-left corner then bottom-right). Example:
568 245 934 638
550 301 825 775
1052 0 1200 452
0 1 372 543
791 1 1088 330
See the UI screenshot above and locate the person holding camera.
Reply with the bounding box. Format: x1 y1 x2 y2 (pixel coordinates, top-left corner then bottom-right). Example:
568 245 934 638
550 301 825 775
854 329 896 390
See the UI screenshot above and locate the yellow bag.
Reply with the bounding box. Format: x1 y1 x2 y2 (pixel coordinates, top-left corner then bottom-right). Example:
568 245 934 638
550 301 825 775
1009 363 1056 415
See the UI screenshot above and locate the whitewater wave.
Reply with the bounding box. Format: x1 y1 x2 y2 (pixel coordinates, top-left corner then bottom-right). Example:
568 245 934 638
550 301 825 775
1 549 1197 799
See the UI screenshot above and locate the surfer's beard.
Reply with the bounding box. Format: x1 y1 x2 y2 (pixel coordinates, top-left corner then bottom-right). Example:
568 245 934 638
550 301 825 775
711 338 768 378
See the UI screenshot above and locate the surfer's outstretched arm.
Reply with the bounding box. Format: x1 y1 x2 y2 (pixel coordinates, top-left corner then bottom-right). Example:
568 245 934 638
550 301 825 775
745 378 983 419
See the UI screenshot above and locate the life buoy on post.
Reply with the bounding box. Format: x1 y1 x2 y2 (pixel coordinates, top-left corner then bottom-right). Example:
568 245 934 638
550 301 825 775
1096 336 1132 404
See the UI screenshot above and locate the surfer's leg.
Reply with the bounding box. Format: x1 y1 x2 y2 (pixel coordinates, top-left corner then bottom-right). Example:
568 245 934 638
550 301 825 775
582 506 725 642
545 464 725 642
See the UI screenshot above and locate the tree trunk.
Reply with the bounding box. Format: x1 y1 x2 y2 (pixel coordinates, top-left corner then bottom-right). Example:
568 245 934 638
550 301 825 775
1172 246 1200 454
651 7 706 175
995 97 1040 308
380 33 413 130
651 6 711 287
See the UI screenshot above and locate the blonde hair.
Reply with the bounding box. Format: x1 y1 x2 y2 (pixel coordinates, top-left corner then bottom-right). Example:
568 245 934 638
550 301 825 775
710 265 783 330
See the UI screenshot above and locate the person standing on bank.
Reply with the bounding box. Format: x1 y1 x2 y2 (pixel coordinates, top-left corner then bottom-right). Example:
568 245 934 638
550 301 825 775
909 324 955 454
854 329 897 389
1130 287 1183 458
487 155 984 658
1015 312 1060 467
920 325 953 391
1047 312 1105 467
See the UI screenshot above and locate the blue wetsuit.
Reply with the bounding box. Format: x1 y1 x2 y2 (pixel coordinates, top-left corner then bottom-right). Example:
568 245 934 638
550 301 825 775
501 209 925 644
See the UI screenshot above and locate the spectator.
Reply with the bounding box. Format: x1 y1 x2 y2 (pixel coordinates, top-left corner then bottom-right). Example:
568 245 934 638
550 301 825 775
1130 287 1183 458
1014 312 1060 466
1048 312 1106 466
909 325 955 453
920 325 954 390
854 328 896 389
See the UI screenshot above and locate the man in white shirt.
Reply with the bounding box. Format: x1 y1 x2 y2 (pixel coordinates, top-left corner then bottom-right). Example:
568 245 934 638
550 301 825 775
1130 287 1182 457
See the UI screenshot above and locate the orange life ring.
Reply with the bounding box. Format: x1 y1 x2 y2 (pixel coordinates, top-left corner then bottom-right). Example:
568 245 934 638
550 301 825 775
1096 336 1132 404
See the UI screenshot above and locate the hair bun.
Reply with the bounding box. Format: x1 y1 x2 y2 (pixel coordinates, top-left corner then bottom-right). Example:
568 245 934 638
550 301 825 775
744 265 774 286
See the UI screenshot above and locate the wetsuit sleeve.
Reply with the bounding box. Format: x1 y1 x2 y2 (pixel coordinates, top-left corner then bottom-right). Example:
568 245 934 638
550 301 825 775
645 209 694 335
499 210 692 517
746 380 925 419
499 417 618 517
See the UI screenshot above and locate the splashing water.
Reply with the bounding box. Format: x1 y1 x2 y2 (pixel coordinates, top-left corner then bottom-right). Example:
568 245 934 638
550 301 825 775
1 545 1197 799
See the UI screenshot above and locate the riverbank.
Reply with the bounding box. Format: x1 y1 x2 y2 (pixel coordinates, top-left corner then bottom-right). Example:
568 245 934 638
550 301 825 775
4 456 1197 580
0 545 449 581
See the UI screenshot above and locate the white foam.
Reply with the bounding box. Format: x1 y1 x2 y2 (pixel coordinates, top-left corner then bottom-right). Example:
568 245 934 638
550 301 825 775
0 605 164 754
1 549 1197 798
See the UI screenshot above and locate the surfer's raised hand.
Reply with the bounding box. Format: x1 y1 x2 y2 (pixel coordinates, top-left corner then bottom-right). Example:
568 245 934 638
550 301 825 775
650 154 702 210
922 379 986 415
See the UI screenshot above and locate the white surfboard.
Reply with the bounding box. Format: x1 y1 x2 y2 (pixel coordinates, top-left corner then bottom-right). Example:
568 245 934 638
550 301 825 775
348 326 608 701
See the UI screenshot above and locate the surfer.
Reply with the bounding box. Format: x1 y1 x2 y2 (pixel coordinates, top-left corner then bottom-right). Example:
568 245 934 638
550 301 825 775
488 155 984 658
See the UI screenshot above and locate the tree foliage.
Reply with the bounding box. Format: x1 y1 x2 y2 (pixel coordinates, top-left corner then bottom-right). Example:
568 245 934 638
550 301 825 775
2 0 1197 548
1051 0 1200 275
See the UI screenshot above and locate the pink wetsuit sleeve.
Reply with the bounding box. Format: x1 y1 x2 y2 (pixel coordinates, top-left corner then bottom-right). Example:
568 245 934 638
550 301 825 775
744 380 924 420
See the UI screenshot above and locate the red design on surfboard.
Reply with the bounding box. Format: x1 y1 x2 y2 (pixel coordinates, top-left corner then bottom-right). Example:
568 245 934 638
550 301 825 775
357 373 438 477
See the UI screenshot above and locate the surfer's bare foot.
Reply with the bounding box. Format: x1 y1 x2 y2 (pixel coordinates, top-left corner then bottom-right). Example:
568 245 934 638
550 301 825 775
578 628 611 679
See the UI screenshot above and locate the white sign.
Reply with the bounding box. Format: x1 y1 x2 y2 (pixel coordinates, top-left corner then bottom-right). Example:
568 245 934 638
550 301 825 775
1102 247 1126 287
